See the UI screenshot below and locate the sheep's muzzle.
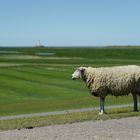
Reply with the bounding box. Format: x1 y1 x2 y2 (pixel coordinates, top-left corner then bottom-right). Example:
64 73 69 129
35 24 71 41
72 77 76 80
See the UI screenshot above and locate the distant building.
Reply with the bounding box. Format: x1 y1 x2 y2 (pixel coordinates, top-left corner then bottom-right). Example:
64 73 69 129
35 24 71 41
35 40 45 48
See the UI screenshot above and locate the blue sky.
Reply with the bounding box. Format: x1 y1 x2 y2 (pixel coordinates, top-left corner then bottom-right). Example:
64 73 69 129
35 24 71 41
0 0 140 46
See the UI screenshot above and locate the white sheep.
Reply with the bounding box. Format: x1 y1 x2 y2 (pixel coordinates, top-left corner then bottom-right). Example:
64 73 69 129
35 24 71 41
72 65 140 115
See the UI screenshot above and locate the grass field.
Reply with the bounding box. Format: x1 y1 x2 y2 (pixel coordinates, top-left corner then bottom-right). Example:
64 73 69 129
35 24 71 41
0 46 140 116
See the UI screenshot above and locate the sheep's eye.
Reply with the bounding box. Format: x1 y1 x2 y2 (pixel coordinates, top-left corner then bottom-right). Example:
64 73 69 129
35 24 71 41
77 69 81 72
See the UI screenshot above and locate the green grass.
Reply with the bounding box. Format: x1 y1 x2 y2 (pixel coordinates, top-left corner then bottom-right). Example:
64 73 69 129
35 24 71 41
0 107 140 131
0 46 139 116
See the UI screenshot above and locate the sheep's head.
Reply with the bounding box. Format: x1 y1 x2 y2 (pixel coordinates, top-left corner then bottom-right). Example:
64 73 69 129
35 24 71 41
72 67 86 80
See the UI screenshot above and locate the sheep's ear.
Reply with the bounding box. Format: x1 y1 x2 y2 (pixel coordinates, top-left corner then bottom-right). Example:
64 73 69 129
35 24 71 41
79 67 85 73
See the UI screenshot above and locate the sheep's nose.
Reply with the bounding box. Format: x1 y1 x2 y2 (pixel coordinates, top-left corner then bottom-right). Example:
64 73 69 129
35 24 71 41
72 77 75 80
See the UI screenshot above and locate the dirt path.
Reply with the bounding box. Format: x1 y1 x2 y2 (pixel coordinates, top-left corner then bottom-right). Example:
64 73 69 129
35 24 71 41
0 116 140 140
0 104 133 120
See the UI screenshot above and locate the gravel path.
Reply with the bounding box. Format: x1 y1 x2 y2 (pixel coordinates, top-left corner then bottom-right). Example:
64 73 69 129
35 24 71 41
0 116 140 140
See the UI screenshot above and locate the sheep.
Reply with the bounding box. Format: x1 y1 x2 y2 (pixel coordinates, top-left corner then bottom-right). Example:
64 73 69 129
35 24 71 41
72 65 140 115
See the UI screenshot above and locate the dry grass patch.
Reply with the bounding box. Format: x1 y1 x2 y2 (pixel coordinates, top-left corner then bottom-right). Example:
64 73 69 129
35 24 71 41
0 107 140 131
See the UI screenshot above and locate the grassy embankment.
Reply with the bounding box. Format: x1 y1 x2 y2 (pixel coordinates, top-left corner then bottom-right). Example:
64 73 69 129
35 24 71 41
0 46 140 130
0 107 140 130
0 46 140 116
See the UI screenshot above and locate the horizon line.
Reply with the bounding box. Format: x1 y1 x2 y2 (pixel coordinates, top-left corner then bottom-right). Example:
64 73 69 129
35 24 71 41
0 45 140 48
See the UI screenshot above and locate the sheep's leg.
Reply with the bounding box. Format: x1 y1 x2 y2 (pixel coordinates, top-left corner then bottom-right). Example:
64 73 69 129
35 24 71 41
132 94 138 112
138 95 140 110
99 97 105 115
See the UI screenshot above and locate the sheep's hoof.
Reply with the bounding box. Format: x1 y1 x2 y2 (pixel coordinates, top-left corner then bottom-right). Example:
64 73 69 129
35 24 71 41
133 110 138 112
98 110 104 115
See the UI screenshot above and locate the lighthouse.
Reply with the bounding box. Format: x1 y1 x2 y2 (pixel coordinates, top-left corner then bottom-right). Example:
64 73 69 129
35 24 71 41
35 40 44 48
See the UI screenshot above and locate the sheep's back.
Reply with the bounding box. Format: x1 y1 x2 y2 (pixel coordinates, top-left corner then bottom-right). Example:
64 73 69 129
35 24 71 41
85 65 140 97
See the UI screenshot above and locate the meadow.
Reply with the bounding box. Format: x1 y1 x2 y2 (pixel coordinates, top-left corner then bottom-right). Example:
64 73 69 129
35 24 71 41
0 46 140 116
